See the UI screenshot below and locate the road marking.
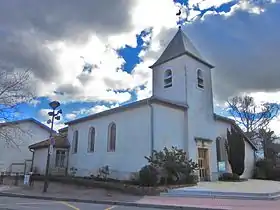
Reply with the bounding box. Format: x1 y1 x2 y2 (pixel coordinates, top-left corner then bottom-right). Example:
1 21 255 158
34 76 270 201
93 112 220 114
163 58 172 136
59 201 80 210
105 205 117 210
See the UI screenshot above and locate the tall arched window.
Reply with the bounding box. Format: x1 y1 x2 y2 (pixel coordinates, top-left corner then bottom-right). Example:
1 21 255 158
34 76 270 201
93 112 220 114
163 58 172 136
107 122 116 152
88 127 95 152
72 130 78 154
197 69 204 89
164 69 172 88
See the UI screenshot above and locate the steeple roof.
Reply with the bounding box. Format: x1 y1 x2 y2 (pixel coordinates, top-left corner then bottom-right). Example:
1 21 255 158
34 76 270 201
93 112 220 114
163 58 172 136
150 27 214 68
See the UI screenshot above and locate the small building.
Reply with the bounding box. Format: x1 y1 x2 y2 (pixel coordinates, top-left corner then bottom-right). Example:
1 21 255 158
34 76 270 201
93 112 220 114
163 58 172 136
62 27 257 181
29 127 69 176
0 118 53 175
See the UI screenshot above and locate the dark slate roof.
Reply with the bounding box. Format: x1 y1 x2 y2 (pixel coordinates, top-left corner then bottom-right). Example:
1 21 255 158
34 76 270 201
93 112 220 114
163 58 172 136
214 114 258 151
0 118 55 133
29 133 69 150
65 96 188 125
150 27 214 69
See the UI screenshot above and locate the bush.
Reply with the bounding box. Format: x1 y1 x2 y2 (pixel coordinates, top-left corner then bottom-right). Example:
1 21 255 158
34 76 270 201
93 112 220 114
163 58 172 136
226 127 245 176
219 172 240 181
267 167 280 181
144 146 199 185
253 159 278 180
138 165 159 186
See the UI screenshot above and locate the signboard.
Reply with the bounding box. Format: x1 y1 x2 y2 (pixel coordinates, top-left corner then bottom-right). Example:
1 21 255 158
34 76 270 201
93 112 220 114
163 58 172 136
50 137 55 145
49 145 54 155
23 174 30 185
218 161 226 172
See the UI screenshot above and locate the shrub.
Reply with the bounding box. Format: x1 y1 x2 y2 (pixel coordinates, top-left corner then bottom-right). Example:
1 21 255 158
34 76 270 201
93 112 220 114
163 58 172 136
144 146 199 185
219 172 240 181
267 167 280 181
226 126 245 176
138 165 159 186
253 159 277 180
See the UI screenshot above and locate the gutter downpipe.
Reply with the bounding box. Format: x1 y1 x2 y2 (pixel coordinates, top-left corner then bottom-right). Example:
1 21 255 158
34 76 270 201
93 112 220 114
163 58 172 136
184 65 189 157
29 148 35 173
148 98 154 158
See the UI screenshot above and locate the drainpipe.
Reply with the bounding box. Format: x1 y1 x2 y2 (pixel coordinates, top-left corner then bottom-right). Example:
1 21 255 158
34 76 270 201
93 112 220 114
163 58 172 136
29 148 35 173
148 99 154 157
184 65 189 157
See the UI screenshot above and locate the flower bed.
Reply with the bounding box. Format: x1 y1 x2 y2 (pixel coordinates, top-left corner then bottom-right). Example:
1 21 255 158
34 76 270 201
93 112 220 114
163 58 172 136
31 175 195 196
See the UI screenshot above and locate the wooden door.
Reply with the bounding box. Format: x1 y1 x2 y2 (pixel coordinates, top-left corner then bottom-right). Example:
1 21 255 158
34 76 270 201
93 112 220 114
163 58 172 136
198 148 209 181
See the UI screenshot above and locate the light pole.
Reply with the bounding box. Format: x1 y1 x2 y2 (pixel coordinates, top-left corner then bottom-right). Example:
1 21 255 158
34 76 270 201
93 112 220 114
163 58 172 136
43 100 62 193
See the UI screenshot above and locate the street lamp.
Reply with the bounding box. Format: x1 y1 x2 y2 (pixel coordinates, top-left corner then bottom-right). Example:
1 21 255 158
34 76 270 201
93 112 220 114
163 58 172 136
43 100 62 193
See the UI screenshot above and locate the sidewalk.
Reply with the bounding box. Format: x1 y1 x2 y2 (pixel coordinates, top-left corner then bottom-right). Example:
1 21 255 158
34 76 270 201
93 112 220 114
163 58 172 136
1 181 280 209
138 196 280 210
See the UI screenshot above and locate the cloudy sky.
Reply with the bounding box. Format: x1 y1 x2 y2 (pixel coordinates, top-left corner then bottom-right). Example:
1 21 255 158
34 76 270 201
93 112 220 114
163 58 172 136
1 0 280 132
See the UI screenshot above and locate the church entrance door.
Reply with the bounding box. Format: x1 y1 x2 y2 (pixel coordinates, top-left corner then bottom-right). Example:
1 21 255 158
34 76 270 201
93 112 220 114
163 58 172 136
198 148 210 181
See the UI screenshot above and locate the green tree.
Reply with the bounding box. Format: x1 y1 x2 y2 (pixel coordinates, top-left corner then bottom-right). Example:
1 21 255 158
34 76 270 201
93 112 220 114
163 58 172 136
226 126 245 176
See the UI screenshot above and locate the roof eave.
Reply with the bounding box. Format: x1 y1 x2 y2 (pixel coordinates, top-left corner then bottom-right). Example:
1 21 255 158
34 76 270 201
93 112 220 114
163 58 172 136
149 52 214 69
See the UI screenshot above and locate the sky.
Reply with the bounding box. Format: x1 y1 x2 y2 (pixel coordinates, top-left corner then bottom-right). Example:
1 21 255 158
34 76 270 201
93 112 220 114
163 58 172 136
1 0 280 133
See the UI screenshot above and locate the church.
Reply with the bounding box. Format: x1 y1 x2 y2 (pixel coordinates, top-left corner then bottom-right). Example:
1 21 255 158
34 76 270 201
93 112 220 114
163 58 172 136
63 27 257 181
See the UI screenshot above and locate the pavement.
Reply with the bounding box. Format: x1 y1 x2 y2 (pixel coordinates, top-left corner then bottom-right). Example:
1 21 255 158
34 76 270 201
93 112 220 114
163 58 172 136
1 179 280 209
0 196 175 210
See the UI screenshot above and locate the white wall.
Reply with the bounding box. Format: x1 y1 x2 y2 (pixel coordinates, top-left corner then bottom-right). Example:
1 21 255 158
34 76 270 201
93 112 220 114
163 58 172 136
0 121 50 173
33 148 48 174
33 147 68 175
67 106 151 180
153 104 185 151
215 120 255 179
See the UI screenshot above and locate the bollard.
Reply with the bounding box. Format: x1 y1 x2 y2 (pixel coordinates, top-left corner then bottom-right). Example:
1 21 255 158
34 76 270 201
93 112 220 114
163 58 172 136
14 173 19 186
0 172 4 185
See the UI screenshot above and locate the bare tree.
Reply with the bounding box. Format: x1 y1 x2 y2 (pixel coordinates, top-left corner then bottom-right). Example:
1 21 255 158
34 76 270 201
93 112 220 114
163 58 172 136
227 95 279 141
0 69 34 147
258 128 278 160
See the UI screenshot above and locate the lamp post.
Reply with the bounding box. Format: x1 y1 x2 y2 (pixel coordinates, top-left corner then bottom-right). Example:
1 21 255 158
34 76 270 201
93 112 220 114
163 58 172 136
43 100 62 193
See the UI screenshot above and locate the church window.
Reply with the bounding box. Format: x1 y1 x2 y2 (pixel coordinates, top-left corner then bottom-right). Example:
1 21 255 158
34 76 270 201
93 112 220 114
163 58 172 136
88 127 95 152
72 130 78 154
108 122 116 152
164 69 172 88
197 69 204 89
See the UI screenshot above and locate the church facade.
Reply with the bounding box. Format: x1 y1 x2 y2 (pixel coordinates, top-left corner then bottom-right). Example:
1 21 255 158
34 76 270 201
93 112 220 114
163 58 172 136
65 27 257 181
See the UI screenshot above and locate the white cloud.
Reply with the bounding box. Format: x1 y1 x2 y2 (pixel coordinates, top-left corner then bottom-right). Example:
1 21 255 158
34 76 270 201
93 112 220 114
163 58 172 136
38 109 65 131
65 113 77 120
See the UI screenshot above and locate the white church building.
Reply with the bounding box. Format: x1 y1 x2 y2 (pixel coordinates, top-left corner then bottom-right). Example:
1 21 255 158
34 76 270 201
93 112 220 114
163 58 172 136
64 27 257 181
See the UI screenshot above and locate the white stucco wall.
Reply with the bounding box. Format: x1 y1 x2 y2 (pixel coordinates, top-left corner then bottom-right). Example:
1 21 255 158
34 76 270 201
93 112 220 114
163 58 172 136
67 106 151 180
33 148 48 174
33 147 68 175
215 120 255 179
153 104 184 151
67 103 186 180
0 121 50 172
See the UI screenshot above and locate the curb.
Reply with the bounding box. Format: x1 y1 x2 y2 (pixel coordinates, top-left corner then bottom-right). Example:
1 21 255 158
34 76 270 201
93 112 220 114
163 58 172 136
0 192 225 210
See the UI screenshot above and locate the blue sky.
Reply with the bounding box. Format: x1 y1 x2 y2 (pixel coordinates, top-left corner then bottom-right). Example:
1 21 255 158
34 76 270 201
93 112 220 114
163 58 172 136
1 0 280 131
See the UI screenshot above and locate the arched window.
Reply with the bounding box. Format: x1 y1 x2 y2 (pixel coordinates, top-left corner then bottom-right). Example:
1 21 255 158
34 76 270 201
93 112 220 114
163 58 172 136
107 122 116 152
164 69 172 88
88 127 95 152
72 130 78 154
197 69 204 89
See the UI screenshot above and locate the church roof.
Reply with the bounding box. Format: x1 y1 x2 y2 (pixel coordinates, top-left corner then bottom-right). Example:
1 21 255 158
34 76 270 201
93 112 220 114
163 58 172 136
150 27 214 69
214 114 258 151
65 96 188 125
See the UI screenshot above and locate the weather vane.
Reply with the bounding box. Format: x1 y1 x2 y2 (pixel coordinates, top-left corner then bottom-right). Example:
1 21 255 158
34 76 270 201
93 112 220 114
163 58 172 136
176 9 182 28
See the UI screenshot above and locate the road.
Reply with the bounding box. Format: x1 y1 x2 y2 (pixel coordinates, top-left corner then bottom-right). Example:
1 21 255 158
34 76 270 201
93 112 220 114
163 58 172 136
0 196 176 210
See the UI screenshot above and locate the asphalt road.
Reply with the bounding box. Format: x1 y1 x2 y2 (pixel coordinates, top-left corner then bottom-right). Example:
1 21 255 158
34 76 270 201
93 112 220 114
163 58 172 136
0 196 175 210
